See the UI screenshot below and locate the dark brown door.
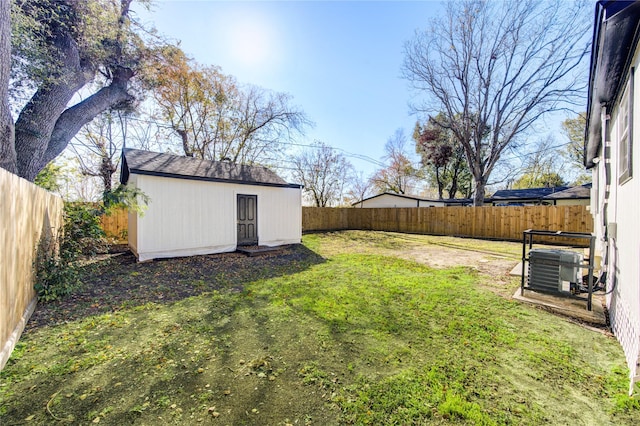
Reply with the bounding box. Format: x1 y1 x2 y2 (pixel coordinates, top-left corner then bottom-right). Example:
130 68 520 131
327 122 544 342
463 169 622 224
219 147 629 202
237 194 258 246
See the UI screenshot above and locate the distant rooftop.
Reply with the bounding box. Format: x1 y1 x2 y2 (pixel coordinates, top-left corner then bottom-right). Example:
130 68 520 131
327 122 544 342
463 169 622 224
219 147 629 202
353 192 472 206
543 184 591 200
490 186 570 201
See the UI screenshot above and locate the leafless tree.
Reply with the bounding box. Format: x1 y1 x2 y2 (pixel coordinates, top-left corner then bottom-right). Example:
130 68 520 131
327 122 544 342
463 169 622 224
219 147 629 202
372 129 419 195
403 0 590 205
69 110 137 194
345 171 374 207
148 48 310 165
560 112 591 184
291 142 353 207
221 87 309 165
69 107 166 196
512 135 567 188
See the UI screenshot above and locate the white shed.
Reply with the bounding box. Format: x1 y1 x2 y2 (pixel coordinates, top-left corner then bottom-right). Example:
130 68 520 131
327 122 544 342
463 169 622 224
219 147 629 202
120 149 302 262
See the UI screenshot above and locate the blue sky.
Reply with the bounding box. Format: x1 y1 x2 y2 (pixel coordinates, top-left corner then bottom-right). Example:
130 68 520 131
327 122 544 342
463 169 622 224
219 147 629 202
135 0 444 177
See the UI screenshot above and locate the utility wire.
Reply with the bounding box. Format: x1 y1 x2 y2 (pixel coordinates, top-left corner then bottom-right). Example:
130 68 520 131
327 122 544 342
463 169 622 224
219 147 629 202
111 115 387 167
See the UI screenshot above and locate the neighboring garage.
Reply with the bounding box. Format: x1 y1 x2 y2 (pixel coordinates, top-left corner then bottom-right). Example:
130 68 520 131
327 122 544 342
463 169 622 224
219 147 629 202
120 149 302 262
352 192 471 208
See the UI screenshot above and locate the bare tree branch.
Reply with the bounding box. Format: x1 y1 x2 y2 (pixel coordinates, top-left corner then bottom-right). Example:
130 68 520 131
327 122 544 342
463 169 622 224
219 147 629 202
403 0 590 205
291 142 353 207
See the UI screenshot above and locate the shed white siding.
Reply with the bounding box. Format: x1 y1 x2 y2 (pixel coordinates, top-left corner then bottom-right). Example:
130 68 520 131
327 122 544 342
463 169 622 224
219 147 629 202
127 174 139 256
590 44 640 394
258 186 302 246
129 174 301 262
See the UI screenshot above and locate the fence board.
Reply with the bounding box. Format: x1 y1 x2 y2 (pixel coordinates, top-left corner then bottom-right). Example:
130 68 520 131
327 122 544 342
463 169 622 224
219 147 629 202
303 205 593 246
1 168 64 370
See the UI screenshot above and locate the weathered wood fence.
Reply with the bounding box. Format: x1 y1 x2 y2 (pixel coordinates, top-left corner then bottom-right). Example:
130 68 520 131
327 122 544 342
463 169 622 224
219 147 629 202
1 168 64 370
102 205 593 247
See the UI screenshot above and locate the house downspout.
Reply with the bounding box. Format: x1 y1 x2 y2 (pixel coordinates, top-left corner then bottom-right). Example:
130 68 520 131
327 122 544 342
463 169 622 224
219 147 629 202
599 105 614 294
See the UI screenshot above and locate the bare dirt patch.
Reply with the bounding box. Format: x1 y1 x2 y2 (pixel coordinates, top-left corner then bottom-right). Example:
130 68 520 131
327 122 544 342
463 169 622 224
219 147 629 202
404 243 516 271
307 231 523 296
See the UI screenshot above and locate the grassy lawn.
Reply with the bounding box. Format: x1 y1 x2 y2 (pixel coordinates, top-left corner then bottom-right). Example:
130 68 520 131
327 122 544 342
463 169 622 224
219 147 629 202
1 231 638 425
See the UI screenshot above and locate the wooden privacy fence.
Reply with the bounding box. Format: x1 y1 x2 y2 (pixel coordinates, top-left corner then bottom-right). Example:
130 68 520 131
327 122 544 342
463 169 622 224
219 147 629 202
0 168 64 370
100 209 128 243
302 205 594 246
102 205 594 247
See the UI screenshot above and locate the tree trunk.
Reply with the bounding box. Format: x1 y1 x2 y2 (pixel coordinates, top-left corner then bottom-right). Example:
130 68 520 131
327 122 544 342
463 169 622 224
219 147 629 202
176 128 193 157
6 2 138 182
435 167 444 199
37 68 135 175
14 30 90 181
101 157 115 193
449 180 458 200
473 177 486 206
13 69 135 182
448 159 461 199
0 0 15 174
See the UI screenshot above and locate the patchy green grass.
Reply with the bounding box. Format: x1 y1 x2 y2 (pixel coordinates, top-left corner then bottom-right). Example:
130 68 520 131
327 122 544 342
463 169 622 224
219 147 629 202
304 230 566 260
1 231 637 425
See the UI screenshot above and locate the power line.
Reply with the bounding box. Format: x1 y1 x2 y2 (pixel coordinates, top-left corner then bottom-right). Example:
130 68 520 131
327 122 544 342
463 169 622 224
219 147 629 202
107 115 388 168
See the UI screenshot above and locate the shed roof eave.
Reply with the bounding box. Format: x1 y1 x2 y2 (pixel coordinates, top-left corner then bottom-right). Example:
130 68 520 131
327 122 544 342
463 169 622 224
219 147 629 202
129 169 303 189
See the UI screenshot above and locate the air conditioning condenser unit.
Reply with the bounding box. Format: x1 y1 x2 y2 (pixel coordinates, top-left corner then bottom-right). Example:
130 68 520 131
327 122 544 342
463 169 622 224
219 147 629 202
527 249 583 293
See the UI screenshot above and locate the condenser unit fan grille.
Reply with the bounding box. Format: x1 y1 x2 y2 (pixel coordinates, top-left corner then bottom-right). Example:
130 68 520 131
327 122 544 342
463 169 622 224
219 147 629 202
527 249 583 294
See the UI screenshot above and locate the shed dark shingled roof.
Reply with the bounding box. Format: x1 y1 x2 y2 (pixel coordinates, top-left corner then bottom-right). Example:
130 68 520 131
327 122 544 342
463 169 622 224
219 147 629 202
120 149 301 188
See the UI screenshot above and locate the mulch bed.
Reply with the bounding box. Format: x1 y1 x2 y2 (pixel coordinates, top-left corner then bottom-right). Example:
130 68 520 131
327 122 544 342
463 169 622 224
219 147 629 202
25 244 324 333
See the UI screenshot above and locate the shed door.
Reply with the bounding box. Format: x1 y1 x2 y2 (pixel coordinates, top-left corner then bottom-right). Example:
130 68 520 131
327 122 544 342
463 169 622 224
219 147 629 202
237 194 258 246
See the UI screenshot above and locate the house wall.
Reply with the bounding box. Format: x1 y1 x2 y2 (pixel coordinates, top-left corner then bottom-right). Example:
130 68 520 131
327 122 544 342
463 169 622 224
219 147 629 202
491 199 541 206
553 198 590 207
593 47 640 393
492 198 589 207
131 174 301 262
358 194 420 208
418 200 446 208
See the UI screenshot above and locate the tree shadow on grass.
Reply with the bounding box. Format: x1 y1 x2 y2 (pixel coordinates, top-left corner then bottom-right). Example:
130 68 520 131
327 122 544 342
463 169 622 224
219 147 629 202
25 244 325 332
